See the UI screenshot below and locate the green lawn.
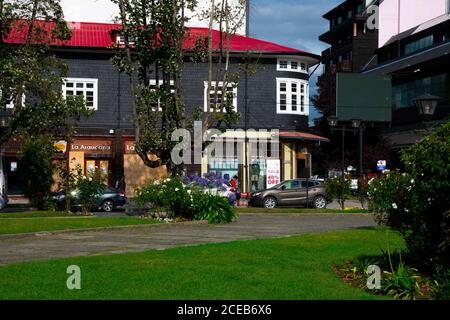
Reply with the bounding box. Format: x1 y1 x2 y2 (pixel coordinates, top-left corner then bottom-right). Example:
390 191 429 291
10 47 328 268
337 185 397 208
0 217 160 235
0 228 403 300
237 207 369 214
0 211 74 218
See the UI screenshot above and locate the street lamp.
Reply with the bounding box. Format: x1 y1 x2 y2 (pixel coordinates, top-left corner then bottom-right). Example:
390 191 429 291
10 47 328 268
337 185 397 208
412 94 441 122
327 116 365 210
328 116 346 210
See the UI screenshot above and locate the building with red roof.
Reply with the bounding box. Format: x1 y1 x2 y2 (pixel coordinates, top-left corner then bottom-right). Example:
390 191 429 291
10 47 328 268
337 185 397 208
1 21 329 202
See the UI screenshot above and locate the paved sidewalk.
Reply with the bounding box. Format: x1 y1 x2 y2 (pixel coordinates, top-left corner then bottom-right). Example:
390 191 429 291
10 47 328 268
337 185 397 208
0 213 376 265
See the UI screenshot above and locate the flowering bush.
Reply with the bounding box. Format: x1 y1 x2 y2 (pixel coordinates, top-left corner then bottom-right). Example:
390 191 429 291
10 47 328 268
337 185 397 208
136 174 237 224
135 177 193 219
367 170 414 229
182 172 228 193
76 169 105 215
368 121 450 271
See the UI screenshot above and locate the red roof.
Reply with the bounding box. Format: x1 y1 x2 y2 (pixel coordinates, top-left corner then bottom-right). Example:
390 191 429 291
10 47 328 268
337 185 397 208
4 21 316 57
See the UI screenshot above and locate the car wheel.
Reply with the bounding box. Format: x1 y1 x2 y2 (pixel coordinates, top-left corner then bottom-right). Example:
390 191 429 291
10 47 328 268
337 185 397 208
101 199 114 212
0 198 5 211
263 196 277 209
313 195 327 209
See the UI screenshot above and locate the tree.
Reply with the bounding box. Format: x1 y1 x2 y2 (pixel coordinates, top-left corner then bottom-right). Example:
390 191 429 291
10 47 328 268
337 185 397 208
368 121 450 271
17 135 54 209
111 0 244 176
0 0 90 147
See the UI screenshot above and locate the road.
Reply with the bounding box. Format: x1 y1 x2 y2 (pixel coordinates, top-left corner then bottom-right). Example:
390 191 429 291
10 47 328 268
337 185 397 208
0 213 376 265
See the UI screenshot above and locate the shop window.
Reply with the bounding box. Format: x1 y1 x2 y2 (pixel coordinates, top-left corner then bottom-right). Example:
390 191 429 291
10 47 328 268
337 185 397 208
204 81 238 113
63 78 98 110
276 78 308 115
277 59 308 73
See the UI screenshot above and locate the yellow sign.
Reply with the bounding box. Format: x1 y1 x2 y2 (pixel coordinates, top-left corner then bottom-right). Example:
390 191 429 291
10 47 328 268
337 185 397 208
54 141 68 153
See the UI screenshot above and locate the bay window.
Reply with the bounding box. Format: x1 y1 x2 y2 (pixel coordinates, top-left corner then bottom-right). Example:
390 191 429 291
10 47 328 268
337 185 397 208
276 78 308 115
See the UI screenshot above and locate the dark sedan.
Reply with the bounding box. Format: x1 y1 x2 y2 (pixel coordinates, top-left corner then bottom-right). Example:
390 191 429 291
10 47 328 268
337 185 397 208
249 179 331 209
52 187 127 212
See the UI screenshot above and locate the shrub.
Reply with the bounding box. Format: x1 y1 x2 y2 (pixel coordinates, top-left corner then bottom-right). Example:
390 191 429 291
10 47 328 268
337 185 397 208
136 174 237 224
324 175 351 209
17 136 55 210
191 191 237 224
383 263 421 300
368 121 450 271
75 169 105 215
135 177 193 219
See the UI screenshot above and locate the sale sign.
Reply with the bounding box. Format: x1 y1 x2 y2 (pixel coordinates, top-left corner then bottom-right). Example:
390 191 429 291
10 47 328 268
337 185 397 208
266 159 281 189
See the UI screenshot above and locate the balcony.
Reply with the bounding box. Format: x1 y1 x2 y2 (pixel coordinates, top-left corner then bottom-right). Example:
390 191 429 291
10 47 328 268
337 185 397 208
327 60 353 74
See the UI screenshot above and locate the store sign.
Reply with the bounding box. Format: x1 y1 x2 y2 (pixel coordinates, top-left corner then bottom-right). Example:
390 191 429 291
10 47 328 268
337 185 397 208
53 141 68 153
70 140 112 155
377 160 387 171
124 141 136 154
266 159 281 188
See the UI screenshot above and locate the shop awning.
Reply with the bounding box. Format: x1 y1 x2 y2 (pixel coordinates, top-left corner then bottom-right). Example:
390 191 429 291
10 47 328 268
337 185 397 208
276 132 330 142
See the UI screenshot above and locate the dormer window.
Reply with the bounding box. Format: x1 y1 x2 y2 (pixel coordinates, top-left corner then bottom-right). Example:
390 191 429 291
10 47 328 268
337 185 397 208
116 35 135 46
277 59 308 73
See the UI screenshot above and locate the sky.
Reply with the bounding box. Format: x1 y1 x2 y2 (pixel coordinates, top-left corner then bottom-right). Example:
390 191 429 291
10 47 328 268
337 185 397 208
249 0 342 125
61 0 342 125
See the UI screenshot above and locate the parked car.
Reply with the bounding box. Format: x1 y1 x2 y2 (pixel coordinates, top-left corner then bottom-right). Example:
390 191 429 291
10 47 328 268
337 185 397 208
248 179 331 209
51 187 127 212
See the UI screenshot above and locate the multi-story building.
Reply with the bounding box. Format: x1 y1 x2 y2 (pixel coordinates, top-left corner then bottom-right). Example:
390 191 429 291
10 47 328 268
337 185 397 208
1 21 324 197
362 0 450 162
319 0 379 75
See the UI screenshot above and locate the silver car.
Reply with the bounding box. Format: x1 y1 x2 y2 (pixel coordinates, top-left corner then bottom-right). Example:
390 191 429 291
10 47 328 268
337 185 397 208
249 179 331 209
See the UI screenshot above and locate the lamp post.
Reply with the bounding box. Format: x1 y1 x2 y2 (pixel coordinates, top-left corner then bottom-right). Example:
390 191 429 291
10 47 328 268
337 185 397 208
412 94 441 129
328 116 363 210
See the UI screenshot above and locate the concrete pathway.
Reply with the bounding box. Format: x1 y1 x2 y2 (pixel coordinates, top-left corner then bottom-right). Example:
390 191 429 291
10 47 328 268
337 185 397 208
0 213 376 265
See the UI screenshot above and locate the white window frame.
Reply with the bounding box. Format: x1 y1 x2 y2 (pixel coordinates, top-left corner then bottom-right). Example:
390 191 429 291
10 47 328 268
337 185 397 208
277 59 308 73
62 78 98 110
149 79 175 111
0 89 25 109
204 81 238 113
276 78 309 116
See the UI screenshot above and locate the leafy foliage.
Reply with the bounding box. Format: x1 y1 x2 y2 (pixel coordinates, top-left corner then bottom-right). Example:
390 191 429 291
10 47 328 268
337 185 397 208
368 121 450 272
0 0 91 146
383 263 421 300
17 135 55 210
135 175 237 224
75 168 106 215
135 177 193 219
191 191 236 224
324 175 351 209
111 0 244 175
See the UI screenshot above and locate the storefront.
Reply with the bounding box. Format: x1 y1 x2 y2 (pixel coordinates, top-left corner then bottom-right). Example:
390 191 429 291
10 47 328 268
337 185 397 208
67 139 114 185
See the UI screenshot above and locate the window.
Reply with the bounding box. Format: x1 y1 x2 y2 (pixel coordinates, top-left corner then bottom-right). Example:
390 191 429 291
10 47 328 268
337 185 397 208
404 35 434 56
204 81 238 112
149 80 175 111
393 73 447 109
0 89 25 109
276 78 308 115
279 60 288 69
63 78 98 110
116 35 136 46
277 59 308 73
